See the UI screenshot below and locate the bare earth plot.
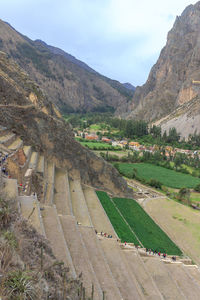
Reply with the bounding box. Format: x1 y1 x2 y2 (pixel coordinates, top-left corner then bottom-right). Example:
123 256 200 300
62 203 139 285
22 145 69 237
166 263 200 300
70 180 92 227
54 169 71 215
99 238 144 300
123 251 162 300
83 186 116 236
144 198 200 264
60 215 102 300
142 257 184 299
79 226 122 300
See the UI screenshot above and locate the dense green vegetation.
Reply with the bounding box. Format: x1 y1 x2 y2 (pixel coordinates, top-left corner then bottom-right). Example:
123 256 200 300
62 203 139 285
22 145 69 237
113 197 182 255
96 191 182 254
65 112 200 149
96 191 140 244
80 141 121 150
116 163 200 188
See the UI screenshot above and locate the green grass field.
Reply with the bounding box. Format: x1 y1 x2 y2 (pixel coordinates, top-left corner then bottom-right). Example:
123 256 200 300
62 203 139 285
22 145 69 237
80 141 121 150
117 163 200 188
96 191 181 254
113 197 182 255
96 191 141 245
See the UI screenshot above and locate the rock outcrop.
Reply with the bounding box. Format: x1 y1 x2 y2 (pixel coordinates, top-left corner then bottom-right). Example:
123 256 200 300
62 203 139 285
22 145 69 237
123 1 200 136
0 52 131 196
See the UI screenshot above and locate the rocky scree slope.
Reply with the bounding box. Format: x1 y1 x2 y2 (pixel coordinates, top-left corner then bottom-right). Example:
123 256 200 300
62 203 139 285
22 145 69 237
122 1 200 135
0 52 131 197
0 19 133 113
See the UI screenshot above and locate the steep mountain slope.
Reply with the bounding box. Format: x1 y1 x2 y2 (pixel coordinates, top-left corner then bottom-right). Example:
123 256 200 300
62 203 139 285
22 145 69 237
0 51 130 196
123 1 200 131
0 19 133 113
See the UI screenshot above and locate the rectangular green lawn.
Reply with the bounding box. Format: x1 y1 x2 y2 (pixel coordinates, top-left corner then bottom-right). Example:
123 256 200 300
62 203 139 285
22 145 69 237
113 197 182 255
96 191 141 245
80 141 120 150
118 163 200 189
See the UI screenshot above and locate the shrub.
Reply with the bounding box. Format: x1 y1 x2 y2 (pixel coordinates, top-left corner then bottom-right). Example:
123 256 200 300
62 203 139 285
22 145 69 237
148 179 162 189
3 270 37 299
194 183 200 192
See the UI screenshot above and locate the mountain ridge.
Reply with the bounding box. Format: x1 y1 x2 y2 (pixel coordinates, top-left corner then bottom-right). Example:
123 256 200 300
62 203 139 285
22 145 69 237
0 19 133 114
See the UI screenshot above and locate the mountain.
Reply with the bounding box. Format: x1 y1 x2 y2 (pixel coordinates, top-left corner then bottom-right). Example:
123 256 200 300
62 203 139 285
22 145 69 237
123 1 200 137
0 51 130 196
123 82 135 91
0 19 133 114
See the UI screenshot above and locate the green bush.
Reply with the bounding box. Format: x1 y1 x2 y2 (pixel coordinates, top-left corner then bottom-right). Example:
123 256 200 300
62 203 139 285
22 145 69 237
194 183 200 192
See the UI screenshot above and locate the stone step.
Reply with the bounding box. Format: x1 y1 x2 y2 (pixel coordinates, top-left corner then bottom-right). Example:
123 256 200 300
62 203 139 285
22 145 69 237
3 178 18 198
28 152 38 170
124 251 163 300
184 265 200 285
166 263 200 300
79 226 123 300
69 180 92 227
18 195 45 236
36 155 44 174
7 137 23 151
54 169 72 215
41 205 76 278
83 186 116 236
60 215 102 300
44 161 55 205
0 133 16 147
99 237 144 300
142 257 186 299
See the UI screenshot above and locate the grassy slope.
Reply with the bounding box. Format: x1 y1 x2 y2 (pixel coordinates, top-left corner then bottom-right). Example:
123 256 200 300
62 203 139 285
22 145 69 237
118 163 200 188
96 191 140 244
113 197 182 255
96 191 182 255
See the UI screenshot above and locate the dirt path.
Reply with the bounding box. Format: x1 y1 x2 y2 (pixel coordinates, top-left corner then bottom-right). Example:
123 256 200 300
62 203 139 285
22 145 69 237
54 169 71 215
83 186 116 236
60 215 102 300
70 180 92 227
145 198 200 265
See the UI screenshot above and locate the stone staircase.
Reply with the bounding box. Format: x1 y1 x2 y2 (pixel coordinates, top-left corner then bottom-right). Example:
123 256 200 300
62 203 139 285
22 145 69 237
2 128 200 300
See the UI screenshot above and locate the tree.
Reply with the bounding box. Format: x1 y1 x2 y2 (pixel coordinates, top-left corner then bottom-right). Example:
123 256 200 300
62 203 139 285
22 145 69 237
178 188 191 205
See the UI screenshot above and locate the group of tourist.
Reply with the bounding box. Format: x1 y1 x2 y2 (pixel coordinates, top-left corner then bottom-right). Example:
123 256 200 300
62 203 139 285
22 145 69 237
145 248 167 258
95 230 113 238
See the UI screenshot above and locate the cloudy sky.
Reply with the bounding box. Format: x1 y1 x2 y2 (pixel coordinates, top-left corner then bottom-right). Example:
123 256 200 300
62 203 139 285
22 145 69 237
0 0 198 86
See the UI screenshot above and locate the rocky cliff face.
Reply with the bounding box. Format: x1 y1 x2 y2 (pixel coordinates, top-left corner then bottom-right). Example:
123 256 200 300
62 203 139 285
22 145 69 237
0 52 131 196
123 1 200 127
0 20 132 114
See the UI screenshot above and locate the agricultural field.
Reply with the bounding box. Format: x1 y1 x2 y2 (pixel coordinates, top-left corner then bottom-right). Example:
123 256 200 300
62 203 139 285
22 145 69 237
80 141 121 150
117 163 200 189
96 191 182 255
190 192 200 203
113 197 182 255
96 191 140 245
145 197 200 264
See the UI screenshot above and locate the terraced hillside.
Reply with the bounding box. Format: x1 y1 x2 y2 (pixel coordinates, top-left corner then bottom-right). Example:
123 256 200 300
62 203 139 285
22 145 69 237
2 128 200 300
